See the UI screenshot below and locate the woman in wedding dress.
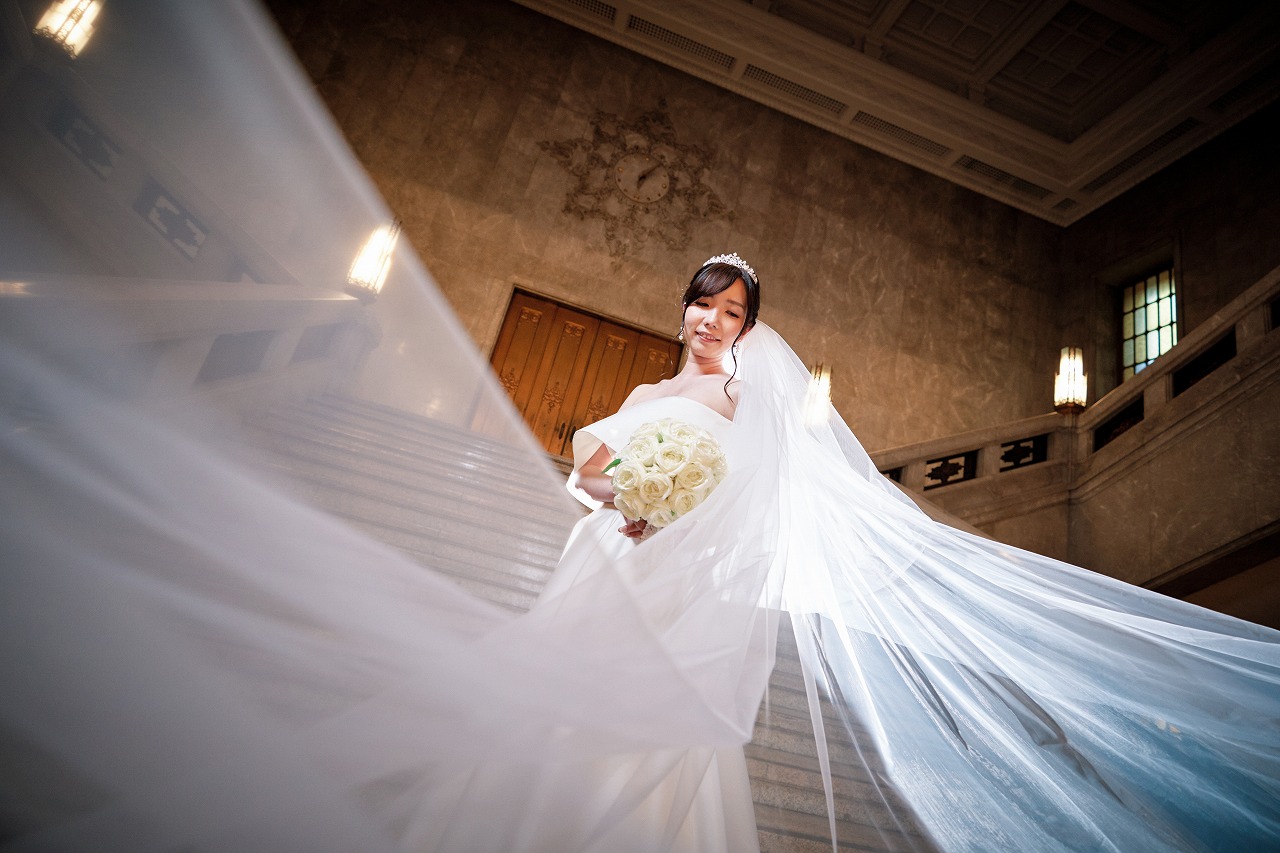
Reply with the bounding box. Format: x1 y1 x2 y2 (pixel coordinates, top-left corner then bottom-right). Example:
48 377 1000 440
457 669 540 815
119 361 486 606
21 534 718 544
2 3 1279 851
410 257 764 852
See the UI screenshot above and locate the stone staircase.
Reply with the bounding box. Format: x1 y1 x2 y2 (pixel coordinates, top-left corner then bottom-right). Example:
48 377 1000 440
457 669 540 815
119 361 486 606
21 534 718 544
244 393 926 851
751 622 929 853
243 392 577 611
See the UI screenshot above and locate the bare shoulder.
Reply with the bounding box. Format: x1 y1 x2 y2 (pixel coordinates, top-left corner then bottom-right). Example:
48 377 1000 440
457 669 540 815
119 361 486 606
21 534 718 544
619 375 740 420
682 375 739 420
618 380 669 411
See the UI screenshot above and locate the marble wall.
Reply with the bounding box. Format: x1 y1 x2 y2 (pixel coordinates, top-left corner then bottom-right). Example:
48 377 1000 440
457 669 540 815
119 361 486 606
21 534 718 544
267 0 1065 451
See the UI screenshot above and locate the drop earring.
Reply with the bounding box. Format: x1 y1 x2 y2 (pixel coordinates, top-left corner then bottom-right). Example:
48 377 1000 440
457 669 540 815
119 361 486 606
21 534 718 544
677 325 685 342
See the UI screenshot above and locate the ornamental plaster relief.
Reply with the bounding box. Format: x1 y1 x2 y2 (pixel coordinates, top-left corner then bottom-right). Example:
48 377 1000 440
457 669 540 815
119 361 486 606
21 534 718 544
538 100 733 260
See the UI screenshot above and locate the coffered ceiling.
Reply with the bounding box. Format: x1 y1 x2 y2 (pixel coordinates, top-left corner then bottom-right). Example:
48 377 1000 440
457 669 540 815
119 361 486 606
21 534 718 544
511 0 1280 224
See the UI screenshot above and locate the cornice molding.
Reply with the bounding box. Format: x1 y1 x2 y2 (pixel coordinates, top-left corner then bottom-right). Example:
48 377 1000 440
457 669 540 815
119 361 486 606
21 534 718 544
512 0 1280 225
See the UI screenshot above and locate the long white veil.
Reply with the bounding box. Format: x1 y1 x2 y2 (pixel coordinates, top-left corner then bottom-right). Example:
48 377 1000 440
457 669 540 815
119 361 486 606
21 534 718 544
736 324 1280 851
2 3 1278 852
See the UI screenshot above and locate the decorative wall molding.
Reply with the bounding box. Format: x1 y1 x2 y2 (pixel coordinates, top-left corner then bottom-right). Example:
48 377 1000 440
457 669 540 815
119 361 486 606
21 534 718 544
538 99 732 258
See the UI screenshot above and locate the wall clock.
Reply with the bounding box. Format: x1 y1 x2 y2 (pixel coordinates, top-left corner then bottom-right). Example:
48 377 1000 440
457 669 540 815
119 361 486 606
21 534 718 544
614 152 670 204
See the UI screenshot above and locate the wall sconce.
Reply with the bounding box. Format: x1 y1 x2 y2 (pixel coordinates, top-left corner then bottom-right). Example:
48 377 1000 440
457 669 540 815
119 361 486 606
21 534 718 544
34 0 101 58
1054 346 1087 414
806 362 832 426
345 220 401 303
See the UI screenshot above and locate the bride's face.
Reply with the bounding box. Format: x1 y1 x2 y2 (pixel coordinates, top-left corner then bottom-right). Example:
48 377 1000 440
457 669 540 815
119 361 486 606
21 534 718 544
683 278 749 359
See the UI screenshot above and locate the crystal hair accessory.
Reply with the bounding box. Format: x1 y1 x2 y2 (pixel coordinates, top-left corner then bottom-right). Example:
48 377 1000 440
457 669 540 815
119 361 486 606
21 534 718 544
703 252 757 282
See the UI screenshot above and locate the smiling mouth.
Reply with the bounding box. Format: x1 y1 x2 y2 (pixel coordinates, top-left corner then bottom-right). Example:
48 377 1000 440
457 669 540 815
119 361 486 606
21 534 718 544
696 331 719 343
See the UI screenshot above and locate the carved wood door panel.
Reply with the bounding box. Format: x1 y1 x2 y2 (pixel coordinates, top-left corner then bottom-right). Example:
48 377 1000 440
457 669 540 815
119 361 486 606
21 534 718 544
490 291 680 457
560 329 681 454
490 292 557 419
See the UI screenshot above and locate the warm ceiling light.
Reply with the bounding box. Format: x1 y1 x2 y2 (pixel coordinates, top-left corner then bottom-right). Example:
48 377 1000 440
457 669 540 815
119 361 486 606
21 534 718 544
34 0 101 58
1054 346 1087 415
345 220 401 303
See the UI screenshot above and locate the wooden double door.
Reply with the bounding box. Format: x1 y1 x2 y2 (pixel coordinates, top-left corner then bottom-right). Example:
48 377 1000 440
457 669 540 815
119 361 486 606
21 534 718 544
491 291 681 458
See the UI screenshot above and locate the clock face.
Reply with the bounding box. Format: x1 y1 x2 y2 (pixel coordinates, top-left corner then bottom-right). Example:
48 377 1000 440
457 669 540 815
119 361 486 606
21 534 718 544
613 152 670 204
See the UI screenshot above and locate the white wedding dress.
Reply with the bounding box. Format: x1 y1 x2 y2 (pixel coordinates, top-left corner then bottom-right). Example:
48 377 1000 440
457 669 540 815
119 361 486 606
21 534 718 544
544 395 738 602
2 4 1278 852
410 397 760 853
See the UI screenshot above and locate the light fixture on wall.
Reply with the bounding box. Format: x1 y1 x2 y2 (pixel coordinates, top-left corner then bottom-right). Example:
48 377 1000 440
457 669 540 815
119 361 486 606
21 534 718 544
33 0 101 58
345 220 401 303
806 362 832 426
1054 347 1087 414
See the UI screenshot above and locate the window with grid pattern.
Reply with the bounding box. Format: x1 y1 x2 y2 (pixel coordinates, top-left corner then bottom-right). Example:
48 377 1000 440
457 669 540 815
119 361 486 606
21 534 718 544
1121 269 1178 380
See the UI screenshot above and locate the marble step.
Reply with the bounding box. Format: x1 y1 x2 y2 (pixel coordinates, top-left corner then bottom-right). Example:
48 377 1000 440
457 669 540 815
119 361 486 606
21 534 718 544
253 461 560 598
266 396 561 487
756 803 927 853
254 410 568 511
746 743 921 833
255 453 565 559
301 393 549 474
251 442 571 554
755 810 923 853
245 396 571 611
753 768 928 851
308 391 535 445
759 670 878 744
748 710 877 776
323 506 555 612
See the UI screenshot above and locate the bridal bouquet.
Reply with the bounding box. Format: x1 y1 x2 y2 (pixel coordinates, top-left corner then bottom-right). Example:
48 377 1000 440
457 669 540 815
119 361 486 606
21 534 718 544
604 418 728 530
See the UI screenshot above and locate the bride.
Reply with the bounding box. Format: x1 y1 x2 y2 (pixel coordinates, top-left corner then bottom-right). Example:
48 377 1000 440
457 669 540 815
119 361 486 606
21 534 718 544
1 3 1277 851
410 257 764 852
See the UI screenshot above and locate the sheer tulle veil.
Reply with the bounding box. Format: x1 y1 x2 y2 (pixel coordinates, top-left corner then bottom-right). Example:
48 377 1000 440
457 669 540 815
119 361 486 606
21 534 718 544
2 3 1278 852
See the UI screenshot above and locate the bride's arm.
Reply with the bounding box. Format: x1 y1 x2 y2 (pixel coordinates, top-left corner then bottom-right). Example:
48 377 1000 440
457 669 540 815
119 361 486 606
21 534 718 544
578 446 648 539
576 383 653 503
576 443 618 505
574 384 655 537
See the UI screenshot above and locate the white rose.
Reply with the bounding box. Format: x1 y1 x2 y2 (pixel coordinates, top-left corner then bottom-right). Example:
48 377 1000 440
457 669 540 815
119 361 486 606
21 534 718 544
675 462 713 492
614 491 646 522
644 499 677 529
653 441 690 475
664 421 701 444
710 456 728 482
624 435 659 465
669 488 699 517
689 437 722 467
610 459 645 494
630 422 661 440
637 471 673 504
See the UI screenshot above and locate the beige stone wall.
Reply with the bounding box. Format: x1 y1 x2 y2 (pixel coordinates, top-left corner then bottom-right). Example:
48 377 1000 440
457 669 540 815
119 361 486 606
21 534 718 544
267 0 1065 450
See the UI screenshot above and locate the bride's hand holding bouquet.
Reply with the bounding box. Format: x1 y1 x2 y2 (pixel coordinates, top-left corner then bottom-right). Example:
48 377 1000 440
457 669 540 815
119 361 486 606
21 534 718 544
605 418 728 540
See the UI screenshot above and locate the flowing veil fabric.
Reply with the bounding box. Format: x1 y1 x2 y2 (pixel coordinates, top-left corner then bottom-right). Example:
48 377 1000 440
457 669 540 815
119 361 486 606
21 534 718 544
734 324 1280 851
2 3 1279 852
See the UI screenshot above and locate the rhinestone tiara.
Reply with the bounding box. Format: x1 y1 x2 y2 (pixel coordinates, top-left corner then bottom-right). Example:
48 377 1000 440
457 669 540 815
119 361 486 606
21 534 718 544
703 252 757 281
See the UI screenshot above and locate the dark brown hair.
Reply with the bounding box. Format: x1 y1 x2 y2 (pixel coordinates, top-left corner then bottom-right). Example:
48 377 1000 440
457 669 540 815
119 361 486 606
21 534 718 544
681 262 761 336
679 260 761 397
